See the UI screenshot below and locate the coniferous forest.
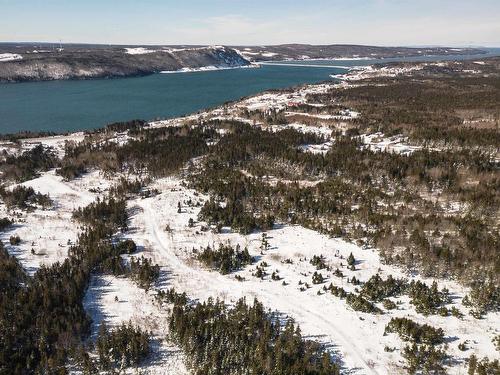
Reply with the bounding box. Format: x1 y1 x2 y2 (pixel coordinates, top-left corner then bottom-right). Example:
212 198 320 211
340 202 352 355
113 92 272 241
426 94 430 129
0 57 499 374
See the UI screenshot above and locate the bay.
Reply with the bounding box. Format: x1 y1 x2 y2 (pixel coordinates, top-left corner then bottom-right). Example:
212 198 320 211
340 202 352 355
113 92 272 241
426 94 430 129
0 65 346 134
1 48 499 135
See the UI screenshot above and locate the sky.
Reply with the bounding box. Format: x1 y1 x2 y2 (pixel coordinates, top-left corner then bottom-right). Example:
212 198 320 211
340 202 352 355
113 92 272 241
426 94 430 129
1 0 499 47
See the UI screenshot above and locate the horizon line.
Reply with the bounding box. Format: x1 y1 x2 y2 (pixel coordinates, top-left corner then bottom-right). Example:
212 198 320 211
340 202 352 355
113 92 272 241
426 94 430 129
1 41 499 49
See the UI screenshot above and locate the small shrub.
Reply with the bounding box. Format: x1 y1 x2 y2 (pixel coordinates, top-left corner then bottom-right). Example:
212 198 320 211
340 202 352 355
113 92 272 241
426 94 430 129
9 235 21 246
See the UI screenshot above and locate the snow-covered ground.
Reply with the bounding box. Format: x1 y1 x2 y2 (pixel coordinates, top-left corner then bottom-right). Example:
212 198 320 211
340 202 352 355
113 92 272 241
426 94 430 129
0 170 107 274
298 141 334 155
83 274 188 375
160 64 258 74
331 60 489 82
238 84 331 112
0 132 86 159
2 71 498 374
121 176 499 375
331 65 425 81
361 132 422 155
0 53 23 62
124 47 158 55
3 168 496 373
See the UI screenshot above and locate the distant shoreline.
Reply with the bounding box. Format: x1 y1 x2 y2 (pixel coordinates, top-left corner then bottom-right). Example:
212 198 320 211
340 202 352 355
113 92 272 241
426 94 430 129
160 64 260 74
0 43 490 84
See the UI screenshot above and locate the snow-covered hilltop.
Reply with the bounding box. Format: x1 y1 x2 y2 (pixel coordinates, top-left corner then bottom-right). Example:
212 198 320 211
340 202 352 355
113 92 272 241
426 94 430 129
0 44 252 82
0 43 488 83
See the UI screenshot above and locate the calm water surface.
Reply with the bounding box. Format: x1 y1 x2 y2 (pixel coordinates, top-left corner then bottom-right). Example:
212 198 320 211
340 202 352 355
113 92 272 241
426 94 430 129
1 49 499 134
0 65 346 134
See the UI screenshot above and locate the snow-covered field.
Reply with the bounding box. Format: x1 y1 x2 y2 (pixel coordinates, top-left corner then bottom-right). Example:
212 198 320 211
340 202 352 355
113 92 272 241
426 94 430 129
238 84 331 112
2 167 497 373
119 176 499 375
360 132 422 155
331 64 427 81
0 171 107 274
331 60 489 82
0 132 85 158
2 70 498 374
83 274 188 374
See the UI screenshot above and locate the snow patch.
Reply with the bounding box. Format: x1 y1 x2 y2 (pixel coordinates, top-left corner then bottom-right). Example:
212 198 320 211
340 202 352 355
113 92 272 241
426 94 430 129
0 53 23 62
124 47 157 55
160 64 258 74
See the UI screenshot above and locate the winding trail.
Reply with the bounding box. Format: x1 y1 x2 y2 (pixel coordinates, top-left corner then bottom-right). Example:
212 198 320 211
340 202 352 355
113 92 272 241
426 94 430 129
135 197 380 375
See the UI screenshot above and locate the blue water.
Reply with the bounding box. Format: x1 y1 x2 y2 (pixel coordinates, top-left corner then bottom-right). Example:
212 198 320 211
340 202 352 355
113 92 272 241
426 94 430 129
0 65 347 134
1 48 499 135
269 48 500 67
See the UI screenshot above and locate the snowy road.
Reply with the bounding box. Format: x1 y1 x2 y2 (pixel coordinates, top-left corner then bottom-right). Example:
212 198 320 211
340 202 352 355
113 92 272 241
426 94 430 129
123 178 499 375
131 191 383 374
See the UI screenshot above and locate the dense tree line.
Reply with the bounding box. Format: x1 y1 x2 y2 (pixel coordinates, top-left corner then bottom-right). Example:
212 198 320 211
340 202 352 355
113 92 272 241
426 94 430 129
210 122 326 168
0 145 58 182
199 198 274 234
360 274 407 302
0 193 132 373
385 317 444 345
0 217 12 231
188 120 499 293
96 322 151 370
168 295 340 375
345 293 381 314
109 177 149 198
359 274 451 315
73 197 128 232
309 75 500 147
104 119 147 133
385 317 448 374
0 131 58 142
58 124 212 180
406 280 450 316
0 242 27 302
402 343 448 375
196 243 254 274
468 355 500 375
56 163 87 180
73 320 151 373
0 185 52 210
463 281 500 318
129 255 160 290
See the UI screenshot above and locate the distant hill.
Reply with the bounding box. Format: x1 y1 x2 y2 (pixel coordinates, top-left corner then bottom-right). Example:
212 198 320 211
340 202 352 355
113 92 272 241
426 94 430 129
0 43 486 82
232 44 486 61
0 44 250 83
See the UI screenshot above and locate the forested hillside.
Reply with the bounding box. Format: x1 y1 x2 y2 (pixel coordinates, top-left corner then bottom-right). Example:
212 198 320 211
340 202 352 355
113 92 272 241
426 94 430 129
0 57 498 375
